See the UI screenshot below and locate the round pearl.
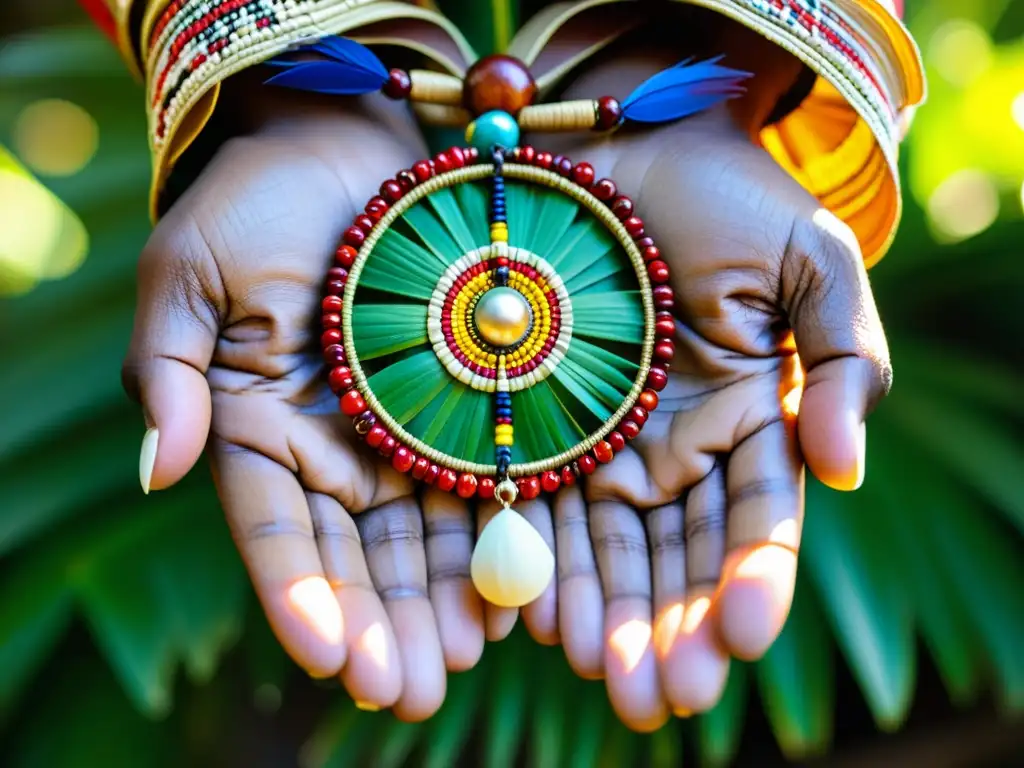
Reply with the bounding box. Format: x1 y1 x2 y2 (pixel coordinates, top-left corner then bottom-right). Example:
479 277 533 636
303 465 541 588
465 110 521 153
474 287 531 348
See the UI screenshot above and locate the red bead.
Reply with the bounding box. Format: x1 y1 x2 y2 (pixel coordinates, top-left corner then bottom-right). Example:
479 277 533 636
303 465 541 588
456 473 478 499
438 468 458 492
612 196 634 220
561 466 577 486
327 266 349 282
412 457 430 480
553 155 573 177
654 339 675 361
631 406 649 426
465 146 479 161
624 216 645 238
593 178 617 201
354 214 375 233
478 477 495 499
647 367 668 391
540 470 561 494
535 152 553 169
366 425 387 449
448 146 466 168
322 295 343 313
653 285 674 310
392 447 415 474
518 145 536 164
433 152 452 173
463 54 537 115
326 280 346 296
379 436 397 457
518 475 541 500
322 313 342 329
323 344 346 365
365 196 388 214
654 313 675 337
639 390 660 412
320 329 342 349
336 245 357 268
595 96 623 130
620 420 640 440
635 236 655 250
424 464 440 485
353 411 376 435
340 390 366 417
380 180 403 202
593 441 614 464
608 431 626 453
572 163 595 187
413 160 433 182
383 68 411 99
578 455 597 475
642 245 660 263
328 366 353 393
396 170 417 191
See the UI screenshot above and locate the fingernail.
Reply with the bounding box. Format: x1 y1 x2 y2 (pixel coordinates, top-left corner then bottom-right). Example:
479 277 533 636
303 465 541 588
852 420 866 490
139 427 159 495
355 701 380 712
674 707 693 718
287 576 344 645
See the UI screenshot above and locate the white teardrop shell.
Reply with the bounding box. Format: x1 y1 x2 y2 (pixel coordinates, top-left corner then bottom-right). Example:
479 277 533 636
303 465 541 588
471 507 554 608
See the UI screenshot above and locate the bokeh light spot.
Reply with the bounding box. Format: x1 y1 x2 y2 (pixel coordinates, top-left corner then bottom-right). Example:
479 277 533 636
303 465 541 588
927 169 999 242
13 99 99 177
928 20 992 88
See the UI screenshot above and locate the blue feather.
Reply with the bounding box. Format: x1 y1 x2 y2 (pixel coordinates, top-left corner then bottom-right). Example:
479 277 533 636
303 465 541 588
264 36 389 96
622 56 752 124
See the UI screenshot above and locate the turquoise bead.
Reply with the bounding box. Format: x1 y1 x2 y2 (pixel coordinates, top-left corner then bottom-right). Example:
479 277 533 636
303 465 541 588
465 110 520 153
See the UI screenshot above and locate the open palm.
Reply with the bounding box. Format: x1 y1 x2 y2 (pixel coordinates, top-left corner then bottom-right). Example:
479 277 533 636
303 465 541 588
122 92 488 719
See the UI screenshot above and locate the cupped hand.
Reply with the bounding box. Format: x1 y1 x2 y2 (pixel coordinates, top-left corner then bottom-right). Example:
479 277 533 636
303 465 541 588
122 89 487 718
531 46 891 730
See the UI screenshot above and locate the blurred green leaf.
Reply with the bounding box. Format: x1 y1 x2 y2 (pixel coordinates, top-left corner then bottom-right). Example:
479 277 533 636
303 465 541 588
698 663 747 768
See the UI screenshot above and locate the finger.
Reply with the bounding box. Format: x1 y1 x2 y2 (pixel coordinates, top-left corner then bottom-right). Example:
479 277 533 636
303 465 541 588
591 501 669 732
659 468 729 714
783 213 891 491
422 488 485 672
519 498 559 646
476 501 519 641
123 220 221 493
357 497 446 721
211 442 345 677
306 493 402 709
554 488 604 679
716 419 803 660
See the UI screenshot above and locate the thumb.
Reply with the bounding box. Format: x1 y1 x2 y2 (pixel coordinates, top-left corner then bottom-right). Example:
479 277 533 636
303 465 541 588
122 221 220 494
783 213 892 491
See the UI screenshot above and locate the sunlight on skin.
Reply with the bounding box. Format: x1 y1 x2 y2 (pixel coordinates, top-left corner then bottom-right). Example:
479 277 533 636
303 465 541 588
358 622 390 669
287 576 344 646
682 596 712 635
608 619 653 674
653 604 684 657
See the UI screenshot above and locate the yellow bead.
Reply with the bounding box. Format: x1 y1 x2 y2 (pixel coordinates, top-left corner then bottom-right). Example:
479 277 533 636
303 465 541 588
495 434 514 446
495 424 514 436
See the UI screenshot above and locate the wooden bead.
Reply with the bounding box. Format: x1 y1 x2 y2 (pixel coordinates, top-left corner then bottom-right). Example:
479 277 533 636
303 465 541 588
639 390 660 411
463 55 536 116
457 473 479 499
540 470 561 494
383 68 411 99
340 390 366 417
595 96 623 130
438 468 458 492
594 441 614 464
392 446 415 474
408 69 462 104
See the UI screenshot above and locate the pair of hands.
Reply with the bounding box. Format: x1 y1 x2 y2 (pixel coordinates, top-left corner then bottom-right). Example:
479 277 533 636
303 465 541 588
123 49 890 732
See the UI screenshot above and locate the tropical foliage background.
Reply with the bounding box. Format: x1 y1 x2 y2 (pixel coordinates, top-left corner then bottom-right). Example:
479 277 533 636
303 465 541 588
1 0 1023 765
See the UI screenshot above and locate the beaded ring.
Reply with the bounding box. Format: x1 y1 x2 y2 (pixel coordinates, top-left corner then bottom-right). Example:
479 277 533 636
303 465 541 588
274 38 747 607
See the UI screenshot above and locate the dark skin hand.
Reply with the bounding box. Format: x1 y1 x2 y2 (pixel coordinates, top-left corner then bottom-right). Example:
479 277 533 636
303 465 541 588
520 30 891 731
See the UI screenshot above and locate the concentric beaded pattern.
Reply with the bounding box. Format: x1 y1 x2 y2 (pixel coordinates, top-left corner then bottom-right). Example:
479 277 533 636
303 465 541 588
321 143 675 501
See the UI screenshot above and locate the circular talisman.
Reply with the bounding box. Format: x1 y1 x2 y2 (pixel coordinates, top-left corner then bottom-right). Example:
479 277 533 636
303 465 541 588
322 143 674 607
